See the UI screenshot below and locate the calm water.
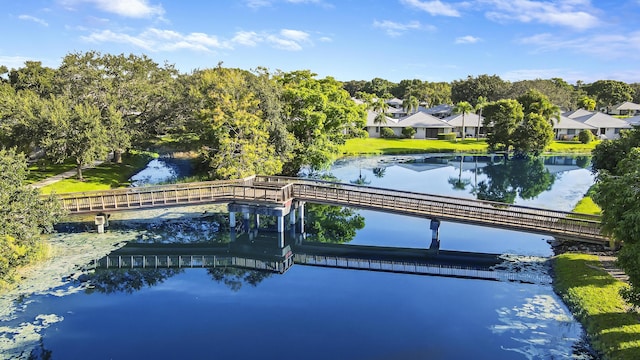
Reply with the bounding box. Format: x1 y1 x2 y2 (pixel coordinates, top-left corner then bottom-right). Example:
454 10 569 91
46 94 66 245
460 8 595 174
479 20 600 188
4 154 598 359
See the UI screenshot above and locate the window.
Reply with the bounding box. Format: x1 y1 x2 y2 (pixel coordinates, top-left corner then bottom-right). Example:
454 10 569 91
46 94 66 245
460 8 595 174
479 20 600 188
567 129 576 135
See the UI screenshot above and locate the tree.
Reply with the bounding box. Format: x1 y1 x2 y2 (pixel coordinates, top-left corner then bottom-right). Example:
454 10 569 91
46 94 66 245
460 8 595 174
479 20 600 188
577 95 596 111
402 95 419 115
585 80 634 110
482 99 523 153
278 70 366 175
402 126 416 138
306 204 365 243
578 129 594 144
592 148 640 306
421 81 451 107
362 77 396 97
8 61 55 97
0 148 64 280
370 96 389 133
507 78 575 110
453 101 473 139
451 74 510 104
190 67 283 179
591 128 640 175
512 113 554 157
475 96 488 140
40 97 109 180
517 89 560 125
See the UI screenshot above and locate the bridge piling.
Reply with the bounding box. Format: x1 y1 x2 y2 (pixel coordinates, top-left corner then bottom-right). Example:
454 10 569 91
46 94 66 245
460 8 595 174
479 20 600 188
430 219 441 251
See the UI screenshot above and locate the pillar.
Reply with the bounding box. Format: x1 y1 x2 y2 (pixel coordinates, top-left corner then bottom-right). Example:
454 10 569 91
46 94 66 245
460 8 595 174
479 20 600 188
290 207 296 225
430 219 440 251
229 212 236 228
243 211 251 231
95 215 106 234
298 202 305 234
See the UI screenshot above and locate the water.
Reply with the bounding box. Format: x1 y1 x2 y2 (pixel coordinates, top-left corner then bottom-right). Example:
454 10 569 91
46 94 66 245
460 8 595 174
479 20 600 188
1 154 598 359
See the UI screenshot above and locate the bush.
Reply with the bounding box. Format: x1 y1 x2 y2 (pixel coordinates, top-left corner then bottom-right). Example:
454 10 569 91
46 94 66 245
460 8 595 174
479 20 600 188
401 127 416 139
437 132 457 140
380 127 395 138
578 129 594 144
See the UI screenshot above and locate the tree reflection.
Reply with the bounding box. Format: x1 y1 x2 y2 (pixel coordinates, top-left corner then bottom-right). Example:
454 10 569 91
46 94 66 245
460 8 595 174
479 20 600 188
448 156 471 191
475 157 556 204
306 203 365 243
373 167 386 178
83 268 183 294
207 268 272 292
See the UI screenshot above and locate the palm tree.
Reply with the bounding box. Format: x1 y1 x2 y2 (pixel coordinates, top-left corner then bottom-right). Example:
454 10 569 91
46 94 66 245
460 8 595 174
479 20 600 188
373 167 386 178
475 96 488 141
403 95 419 115
453 101 474 140
371 97 389 133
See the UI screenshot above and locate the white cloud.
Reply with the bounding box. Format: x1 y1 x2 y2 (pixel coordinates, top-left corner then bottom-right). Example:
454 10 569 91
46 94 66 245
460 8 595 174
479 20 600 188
481 0 600 30
81 28 231 52
245 0 272 8
519 31 640 59
373 20 425 36
18 15 49 27
319 36 332 42
232 31 262 46
400 0 461 17
455 35 481 44
60 0 164 18
280 29 311 42
0 55 33 69
266 35 303 51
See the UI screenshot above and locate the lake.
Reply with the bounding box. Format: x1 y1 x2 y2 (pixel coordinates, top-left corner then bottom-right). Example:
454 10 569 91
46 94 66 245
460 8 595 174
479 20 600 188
1 154 598 359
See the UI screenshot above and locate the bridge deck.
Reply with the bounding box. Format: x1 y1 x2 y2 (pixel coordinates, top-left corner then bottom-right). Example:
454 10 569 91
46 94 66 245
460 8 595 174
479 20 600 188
52 175 607 244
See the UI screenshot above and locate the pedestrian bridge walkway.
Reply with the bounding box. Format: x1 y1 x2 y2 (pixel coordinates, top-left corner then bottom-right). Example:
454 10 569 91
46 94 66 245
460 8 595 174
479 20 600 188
54 175 607 245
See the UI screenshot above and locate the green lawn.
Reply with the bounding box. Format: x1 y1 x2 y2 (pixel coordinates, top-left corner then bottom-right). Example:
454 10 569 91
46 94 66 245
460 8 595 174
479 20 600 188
554 253 640 360
25 161 78 184
341 138 599 156
38 151 156 194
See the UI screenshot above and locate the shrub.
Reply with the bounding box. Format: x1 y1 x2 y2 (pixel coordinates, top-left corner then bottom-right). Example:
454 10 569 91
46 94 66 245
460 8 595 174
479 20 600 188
578 129 594 144
401 127 416 139
380 127 395 138
437 132 457 140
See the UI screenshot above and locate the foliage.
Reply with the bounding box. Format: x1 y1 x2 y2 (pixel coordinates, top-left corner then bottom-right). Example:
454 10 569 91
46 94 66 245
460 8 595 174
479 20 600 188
401 126 416 139
512 113 554 156
278 70 367 175
591 128 640 175
578 129 594 144
451 74 510 104
362 77 395 97
593 148 640 306
517 89 560 125
508 78 575 110
380 127 395 138
402 95 419 115
482 99 523 153
578 95 597 111
8 61 55 97
572 196 601 215
85 268 183 294
554 253 640 360
306 204 365 243
0 148 64 281
453 101 474 138
585 80 635 109
189 67 283 179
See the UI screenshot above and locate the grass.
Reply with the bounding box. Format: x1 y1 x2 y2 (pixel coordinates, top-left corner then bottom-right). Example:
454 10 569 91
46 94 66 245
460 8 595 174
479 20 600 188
38 151 157 194
341 138 489 155
341 138 599 156
553 253 640 360
574 196 602 215
25 161 78 184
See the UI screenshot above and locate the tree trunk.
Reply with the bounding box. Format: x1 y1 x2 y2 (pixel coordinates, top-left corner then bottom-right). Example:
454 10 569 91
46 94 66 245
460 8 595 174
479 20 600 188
114 149 122 163
77 163 84 181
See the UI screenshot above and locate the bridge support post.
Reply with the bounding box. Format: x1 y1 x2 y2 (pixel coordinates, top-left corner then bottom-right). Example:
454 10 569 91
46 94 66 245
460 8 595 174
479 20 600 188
298 202 305 234
229 212 236 229
430 219 440 251
95 215 107 234
290 208 296 225
243 212 251 232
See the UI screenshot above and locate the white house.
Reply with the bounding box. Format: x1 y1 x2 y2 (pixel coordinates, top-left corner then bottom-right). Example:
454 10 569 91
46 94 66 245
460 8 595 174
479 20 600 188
606 101 640 116
553 115 596 140
365 110 452 139
563 109 632 139
443 113 484 138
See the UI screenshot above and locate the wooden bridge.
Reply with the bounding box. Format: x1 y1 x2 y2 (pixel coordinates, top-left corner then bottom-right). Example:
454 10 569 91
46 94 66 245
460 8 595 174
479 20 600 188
53 175 607 245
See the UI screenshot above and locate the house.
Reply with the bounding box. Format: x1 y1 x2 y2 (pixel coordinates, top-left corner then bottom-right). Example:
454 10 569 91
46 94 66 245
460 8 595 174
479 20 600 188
563 110 632 139
365 110 452 139
443 113 484 138
553 115 596 140
606 101 640 116
425 104 453 118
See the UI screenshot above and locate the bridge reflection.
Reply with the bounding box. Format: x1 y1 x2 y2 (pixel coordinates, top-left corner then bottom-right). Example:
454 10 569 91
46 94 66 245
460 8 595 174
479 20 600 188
90 231 550 284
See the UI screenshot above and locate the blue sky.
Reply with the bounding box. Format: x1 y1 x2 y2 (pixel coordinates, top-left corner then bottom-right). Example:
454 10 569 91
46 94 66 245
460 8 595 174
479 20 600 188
2 0 640 84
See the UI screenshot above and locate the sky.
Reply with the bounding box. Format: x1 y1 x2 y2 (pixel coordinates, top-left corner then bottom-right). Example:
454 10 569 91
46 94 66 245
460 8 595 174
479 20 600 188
1 0 640 84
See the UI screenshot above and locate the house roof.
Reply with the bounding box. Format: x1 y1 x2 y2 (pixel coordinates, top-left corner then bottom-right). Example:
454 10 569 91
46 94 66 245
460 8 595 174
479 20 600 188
625 115 640 126
365 110 397 126
553 115 596 130
443 113 483 127
398 111 452 128
563 109 593 119
572 112 632 129
611 101 640 111
425 104 453 115
386 98 403 106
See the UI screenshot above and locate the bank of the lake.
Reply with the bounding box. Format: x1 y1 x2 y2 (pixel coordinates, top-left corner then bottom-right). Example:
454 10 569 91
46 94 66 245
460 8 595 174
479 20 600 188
341 137 599 156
